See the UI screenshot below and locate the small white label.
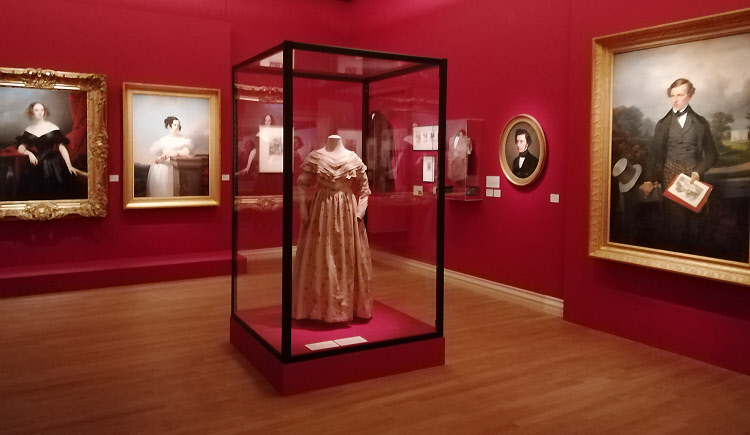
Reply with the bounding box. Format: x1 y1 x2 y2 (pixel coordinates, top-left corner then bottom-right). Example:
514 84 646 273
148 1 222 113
486 188 494 197
334 336 367 346
109 175 119 182
432 187 437 195
305 340 339 351
550 193 560 203
413 185 423 196
486 176 500 188
221 174 230 181
493 189 502 198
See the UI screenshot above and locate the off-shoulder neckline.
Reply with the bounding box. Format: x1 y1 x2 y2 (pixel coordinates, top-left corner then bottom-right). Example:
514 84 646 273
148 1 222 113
311 148 357 162
23 129 62 138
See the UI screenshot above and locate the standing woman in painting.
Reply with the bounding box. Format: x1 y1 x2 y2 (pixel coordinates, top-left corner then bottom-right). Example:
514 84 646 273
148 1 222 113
147 116 194 197
16 102 84 200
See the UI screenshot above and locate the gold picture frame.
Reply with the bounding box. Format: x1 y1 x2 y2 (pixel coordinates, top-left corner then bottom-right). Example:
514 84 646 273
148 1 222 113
589 8 750 285
123 83 220 209
499 114 547 186
0 67 108 220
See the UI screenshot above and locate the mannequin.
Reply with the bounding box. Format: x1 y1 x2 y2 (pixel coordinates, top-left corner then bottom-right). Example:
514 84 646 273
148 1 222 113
322 134 351 160
447 129 473 185
292 134 374 323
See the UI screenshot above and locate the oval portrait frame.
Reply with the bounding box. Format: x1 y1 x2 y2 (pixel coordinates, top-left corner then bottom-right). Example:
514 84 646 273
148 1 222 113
499 114 547 186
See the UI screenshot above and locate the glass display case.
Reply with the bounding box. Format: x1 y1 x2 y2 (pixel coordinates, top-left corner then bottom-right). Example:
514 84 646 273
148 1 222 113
231 42 446 394
445 119 482 201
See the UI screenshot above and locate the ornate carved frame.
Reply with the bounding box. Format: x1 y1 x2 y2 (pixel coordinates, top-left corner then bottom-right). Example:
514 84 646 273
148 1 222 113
589 8 750 285
0 67 108 220
123 82 221 209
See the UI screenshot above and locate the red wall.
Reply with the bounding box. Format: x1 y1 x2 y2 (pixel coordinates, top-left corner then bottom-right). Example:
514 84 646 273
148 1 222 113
226 0 351 64
0 0 233 295
3 0 749 374
0 0 349 295
348 0 569 298
563 0 750 374
345 0 750 375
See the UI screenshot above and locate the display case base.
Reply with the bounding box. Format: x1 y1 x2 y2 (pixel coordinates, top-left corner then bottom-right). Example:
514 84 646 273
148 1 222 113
230 317 445 395
234 301 437 355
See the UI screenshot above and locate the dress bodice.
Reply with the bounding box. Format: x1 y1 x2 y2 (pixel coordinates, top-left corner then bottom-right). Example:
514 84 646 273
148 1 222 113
14 130 79 200
301 149 367 192
16 130 70 157
150 135 194 157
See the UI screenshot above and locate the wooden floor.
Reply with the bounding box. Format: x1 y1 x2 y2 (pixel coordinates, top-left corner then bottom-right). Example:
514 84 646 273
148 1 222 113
1 275 749 434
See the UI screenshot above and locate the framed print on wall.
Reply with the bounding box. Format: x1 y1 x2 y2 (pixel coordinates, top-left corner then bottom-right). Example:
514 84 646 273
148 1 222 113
0 67 108 220
422 155 435 183
589 8 750 285
499 114 546 186
257 125 283 173
413 125 439 151
123 82 220 209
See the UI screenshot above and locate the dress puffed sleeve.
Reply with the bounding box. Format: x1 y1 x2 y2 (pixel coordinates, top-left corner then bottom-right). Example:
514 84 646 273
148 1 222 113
50 130 70 146
15 132 33 147
180 137 195 153
150 137 165 157
353 158 371 220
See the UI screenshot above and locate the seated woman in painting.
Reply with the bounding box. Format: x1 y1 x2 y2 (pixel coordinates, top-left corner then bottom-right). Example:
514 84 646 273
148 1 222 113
147 116 194 197
15 102 85 200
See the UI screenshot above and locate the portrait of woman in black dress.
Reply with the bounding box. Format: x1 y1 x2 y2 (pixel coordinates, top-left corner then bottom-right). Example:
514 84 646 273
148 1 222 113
15 102 85 200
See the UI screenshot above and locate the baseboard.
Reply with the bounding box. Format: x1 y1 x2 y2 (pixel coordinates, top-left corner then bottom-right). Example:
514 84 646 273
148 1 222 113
0 250 232 298
238 247 284 260
371 250 564 317
444 269 564 317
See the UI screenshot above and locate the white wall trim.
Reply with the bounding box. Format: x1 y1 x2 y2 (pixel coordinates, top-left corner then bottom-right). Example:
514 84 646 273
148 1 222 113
239 248 564 317
238 247 298 260
444 269 563 317
238 248 283 260
371 250 564 317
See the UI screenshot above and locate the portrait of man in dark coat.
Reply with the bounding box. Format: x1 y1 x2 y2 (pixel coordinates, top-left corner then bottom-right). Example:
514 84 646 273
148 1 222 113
512 128 539 179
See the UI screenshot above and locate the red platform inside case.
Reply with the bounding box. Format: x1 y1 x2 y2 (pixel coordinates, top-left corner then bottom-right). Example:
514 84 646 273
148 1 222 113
230 301 445 395
235 301 436 355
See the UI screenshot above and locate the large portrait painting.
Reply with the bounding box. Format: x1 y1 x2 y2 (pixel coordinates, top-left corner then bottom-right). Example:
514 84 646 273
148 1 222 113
589 9 750 285
0 67 107 220
123 83 220 209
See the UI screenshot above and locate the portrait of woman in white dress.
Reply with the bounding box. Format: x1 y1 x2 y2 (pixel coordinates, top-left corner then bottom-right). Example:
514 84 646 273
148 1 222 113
124 84 218 208
146 116 194 197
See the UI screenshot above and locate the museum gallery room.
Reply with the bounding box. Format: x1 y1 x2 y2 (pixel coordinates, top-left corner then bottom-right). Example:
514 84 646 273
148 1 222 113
2 0 750 432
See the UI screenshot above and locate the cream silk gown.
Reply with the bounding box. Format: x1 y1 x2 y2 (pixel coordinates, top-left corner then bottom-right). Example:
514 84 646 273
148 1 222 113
292 149 374 323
